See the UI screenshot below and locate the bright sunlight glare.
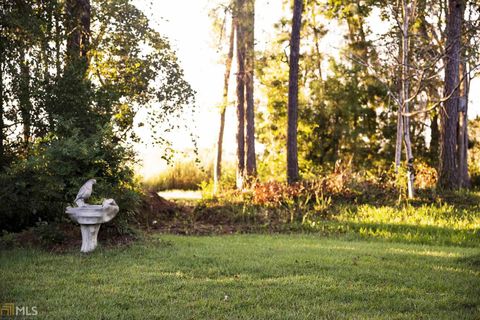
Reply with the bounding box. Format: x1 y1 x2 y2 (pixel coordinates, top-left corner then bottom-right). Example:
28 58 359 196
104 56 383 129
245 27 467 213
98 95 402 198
132 0 285 178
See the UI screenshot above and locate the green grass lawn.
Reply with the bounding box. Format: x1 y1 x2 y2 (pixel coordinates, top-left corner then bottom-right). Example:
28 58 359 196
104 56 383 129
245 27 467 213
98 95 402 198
1 234 479 319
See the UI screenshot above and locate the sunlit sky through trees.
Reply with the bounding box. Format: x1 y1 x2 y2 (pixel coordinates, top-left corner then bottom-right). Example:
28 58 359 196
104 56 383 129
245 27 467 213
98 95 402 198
132 0 286 178
132 0 480 179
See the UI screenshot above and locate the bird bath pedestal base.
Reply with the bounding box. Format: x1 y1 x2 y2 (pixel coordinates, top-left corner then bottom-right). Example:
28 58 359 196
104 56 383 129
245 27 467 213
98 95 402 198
66 199 119 253
80 224 101 253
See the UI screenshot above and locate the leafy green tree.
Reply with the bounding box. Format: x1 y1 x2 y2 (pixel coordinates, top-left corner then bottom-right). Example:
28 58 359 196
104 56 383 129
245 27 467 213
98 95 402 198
0 0 195 231
257 0 386 179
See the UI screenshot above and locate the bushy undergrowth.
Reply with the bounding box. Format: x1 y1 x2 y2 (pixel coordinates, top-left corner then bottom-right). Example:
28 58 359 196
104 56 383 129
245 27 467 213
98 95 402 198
188 166 480 246
0 127 142 233
4 157 479 248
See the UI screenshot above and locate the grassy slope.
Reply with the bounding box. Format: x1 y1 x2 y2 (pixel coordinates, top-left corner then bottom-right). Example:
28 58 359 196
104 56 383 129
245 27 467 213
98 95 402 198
163 190 480 247
1 234 479 319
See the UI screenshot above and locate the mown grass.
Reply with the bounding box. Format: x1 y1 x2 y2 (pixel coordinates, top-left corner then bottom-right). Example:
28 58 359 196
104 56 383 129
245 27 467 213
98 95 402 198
183 200 480 247
326 202 480 247
1 234 479 319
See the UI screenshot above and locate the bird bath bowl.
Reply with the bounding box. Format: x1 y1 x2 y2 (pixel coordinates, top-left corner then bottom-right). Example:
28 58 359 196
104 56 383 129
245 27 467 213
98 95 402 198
66 199 119 253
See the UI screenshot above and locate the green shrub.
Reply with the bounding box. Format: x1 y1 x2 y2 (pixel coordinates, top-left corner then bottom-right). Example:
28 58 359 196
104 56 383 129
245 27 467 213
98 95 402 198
0 126 141 232
0 232 17 249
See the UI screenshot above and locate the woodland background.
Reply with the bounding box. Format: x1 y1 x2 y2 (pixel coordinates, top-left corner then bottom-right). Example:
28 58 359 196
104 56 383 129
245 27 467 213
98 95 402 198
1 0 480 238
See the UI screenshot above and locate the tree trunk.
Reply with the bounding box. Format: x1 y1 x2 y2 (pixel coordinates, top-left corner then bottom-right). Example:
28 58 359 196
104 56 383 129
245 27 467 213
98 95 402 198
287 0 303 184
66 0 90 71
438 0 463 189
214 14 236 194
19 47 32 151
245 0 256 179
457 60 470 187
235 0 246 189
417 2 441 168
394 106 403 170
312 13 323 85
394 21 403 172
457 1 469 189
430 112 439 166
402 0 414 198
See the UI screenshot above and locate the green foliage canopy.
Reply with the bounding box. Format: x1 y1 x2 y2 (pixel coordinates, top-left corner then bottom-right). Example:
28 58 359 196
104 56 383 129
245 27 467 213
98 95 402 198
0 0 195 231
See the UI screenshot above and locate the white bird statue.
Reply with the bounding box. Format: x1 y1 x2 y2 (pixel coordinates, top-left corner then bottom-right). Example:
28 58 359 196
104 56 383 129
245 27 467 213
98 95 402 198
75 179 97 207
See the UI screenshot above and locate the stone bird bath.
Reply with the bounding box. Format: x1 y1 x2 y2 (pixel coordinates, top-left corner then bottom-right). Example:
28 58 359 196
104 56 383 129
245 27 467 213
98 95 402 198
66 181 119 253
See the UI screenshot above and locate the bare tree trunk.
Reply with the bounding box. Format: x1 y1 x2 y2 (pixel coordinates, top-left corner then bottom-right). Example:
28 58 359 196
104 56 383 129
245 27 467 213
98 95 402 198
456 0 469 188
19 47 32 151
417 0 441 167
438 0 463 189
235 0 246 189
395 108 403 170
458 60 470 187
214 15 236 194
394 37 403 171
245 0 256 180
394 12 403 172
430 112 439 165
402 0 414 198
287 0 303 184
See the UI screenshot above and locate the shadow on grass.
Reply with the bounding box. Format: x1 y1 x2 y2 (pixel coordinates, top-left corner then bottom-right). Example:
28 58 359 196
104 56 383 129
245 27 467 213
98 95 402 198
457 253 480 269
322 220 480 247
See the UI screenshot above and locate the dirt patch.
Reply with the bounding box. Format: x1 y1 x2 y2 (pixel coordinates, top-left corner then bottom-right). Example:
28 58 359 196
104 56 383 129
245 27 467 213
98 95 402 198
135 192 263 235
138 191 184 222
136 191 194 230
